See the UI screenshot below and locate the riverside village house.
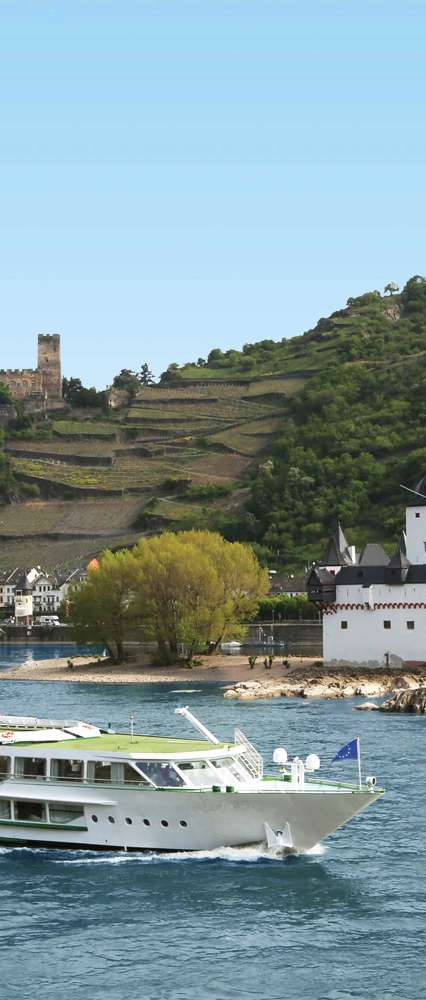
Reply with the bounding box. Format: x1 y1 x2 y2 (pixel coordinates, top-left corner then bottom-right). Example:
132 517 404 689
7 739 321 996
0 567 86 626
307 477 426 666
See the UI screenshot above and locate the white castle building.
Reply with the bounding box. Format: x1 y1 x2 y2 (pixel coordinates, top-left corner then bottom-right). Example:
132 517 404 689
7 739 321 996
307 478 426 665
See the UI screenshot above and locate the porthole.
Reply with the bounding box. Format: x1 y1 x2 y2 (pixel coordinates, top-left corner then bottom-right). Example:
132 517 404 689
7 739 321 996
161 819 169 828
143 818 150 827
91 814 98 823
125 817 132 826
108 815 115 824
180 820 188 828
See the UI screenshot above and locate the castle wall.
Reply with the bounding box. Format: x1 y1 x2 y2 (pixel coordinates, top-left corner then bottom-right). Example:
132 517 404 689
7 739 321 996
0 368 43 399
0 334 62 402
323 580 426 664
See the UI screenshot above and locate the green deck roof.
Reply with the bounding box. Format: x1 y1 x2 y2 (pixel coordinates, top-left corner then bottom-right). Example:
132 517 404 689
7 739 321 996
27 734 228 755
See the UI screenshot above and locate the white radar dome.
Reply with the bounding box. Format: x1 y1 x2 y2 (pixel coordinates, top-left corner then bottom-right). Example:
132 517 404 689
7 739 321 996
273 747 288 765
305 753 320 771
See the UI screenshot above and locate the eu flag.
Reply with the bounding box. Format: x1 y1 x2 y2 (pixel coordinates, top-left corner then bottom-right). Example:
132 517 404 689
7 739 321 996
333 738 359 762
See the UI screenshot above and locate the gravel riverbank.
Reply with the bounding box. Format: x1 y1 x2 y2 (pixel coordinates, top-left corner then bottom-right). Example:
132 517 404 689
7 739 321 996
2 653 426 697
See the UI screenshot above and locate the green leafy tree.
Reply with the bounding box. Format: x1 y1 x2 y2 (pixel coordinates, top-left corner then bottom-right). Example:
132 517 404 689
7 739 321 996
132 530 268 662
0 382 12 404
137 363 154 385
67 550 140 662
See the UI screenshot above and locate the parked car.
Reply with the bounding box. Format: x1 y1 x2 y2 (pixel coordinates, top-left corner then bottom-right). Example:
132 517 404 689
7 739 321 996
35 615 61 627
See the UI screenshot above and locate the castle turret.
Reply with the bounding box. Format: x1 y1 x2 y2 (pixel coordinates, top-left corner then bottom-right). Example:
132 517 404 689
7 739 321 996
37 334 62 401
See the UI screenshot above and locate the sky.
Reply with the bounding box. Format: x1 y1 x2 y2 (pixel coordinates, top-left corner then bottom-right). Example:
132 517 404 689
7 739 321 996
0 0 425 387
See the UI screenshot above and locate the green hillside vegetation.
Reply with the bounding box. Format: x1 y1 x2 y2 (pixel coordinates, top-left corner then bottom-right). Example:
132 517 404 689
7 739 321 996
203 277 426 564
2 275 426 571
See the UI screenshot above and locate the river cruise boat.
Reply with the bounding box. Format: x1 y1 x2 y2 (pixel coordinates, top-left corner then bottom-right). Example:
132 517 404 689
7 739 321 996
0 707 382 853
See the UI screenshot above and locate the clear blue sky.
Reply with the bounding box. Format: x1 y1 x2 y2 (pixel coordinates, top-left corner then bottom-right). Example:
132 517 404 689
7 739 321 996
1 1 425 386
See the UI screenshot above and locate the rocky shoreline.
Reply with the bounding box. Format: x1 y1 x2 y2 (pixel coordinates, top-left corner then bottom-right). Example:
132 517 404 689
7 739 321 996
223 665 426 702
3 654 426 711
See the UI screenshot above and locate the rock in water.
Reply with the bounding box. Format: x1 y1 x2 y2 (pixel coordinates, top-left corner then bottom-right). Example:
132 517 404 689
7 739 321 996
381 687 426 713
355 701 380 711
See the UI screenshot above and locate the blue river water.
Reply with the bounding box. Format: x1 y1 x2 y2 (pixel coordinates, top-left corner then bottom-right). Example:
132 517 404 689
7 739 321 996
0 651 423 999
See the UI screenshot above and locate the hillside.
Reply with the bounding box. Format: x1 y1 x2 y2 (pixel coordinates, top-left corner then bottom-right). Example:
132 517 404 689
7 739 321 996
1 275 426 571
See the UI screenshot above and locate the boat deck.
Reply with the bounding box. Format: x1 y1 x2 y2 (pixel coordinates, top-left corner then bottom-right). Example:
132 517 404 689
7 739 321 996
23 734 230 754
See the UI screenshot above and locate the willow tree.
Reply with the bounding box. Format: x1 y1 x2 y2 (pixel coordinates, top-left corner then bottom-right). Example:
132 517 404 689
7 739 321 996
67 549 140 663
178 530 269 651
132 532 224 662
133 530 268 662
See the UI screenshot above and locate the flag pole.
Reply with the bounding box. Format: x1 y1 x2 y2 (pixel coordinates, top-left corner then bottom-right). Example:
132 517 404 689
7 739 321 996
357 737 362 789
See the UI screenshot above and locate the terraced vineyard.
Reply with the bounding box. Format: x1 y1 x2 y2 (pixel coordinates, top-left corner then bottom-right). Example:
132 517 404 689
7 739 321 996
4 372 297 568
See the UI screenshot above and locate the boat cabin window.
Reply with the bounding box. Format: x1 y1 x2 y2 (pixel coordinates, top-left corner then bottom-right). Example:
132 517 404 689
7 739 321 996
134 762 185 788
87 761 112 783
211 757 247 781
49 803 84 825
87 761 151 784
113 763 147 784
0 801 11 820
0 757 11 781
14 758 46 779
51 759 84 781
177 760 212 787
15 800 46 822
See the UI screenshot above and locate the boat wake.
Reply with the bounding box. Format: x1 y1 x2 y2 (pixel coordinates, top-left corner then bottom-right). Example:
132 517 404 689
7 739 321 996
0 842 327 865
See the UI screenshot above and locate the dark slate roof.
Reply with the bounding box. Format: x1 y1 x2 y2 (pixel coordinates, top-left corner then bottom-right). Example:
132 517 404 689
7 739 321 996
13 572 32 592
307 566 336 586
388 545 411 571
320 537 346 566
337 564 426 585
358 543 390 567
320 522 355 566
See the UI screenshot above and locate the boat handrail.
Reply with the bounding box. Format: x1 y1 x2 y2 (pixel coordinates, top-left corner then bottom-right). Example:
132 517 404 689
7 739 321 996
234 728 263 779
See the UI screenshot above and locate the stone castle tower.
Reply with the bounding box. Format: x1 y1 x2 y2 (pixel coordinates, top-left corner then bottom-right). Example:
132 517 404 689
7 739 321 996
0 334 62 402
37 334 62 400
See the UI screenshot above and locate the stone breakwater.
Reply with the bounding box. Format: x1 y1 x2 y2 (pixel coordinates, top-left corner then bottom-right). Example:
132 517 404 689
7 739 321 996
223 667 426 701
380 686 426 713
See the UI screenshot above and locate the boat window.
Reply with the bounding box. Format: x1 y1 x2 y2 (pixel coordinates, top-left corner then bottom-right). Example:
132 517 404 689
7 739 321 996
0 800 11 820
87 761 112 783
134 762 185 788
177 761 212 787
0 757 11 781
51 759 84 781
111 763 149 784
14 758 46 779
49 803 84 825
86 761 151 785
211 758 247 781
15 800 46 822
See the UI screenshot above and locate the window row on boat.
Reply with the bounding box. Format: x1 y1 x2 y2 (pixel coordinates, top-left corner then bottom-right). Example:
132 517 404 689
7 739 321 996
0 799 84 826
0 754 249 788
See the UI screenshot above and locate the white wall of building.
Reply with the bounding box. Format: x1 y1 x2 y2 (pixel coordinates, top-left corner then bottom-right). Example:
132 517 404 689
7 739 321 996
323 580 426 664
406 506 426 564
14 594 33 622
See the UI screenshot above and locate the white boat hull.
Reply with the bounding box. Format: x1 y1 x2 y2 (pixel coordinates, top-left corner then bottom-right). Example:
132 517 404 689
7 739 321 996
0 783 382 853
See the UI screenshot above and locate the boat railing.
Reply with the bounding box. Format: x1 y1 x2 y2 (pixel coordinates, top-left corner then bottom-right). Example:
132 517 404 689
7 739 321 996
234 728 263 779
1 775 148 788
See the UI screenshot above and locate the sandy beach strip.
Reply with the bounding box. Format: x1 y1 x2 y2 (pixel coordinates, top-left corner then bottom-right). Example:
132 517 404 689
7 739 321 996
0 653 315 684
